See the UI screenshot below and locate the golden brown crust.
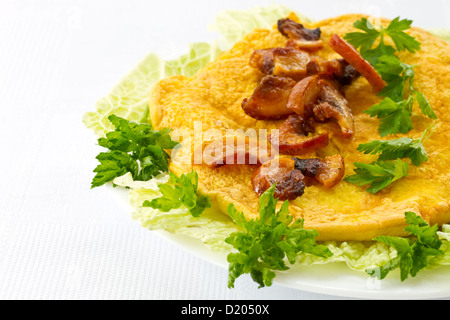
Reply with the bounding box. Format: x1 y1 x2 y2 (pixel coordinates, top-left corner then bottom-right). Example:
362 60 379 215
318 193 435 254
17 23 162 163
148 13 450 241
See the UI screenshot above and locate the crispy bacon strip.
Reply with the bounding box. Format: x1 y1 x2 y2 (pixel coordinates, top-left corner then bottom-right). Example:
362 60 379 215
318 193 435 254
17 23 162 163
286 75 324 117
287 76 355 138
201 135 275 168
249 47 311 81
306 58 360 85
329 34 385 93
252 154 345 200
293 154 345 189
313 80 355 138
242 75 296 120
278 18 321 41
272 47 311 81
286 39 324 53
252 157 305 201
249 49 275 75
269 114 329 155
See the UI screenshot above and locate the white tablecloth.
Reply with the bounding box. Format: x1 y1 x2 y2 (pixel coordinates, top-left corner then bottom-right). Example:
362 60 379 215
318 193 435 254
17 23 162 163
1 0 448 300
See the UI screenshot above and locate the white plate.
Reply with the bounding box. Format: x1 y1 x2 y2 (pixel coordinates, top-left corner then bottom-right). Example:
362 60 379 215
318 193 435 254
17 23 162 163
109 185 450 300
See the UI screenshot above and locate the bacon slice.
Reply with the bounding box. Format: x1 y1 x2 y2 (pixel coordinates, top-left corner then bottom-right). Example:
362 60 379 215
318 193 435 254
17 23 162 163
242 75 296 120
201 135 275 168
313 79 355 138
328 34 385 93
249 47 311 81
305 57 361 85
286 75 324 117
286 39 324 53
252 154 345 200
249 49 275 75
278 18 321 41
269 114 329 155
293 154 345 189
286 76 355 138
252 157 305 201
272 47 311 81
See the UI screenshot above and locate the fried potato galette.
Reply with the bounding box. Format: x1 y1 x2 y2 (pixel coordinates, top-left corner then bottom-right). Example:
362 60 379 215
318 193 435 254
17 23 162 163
149 13 450 241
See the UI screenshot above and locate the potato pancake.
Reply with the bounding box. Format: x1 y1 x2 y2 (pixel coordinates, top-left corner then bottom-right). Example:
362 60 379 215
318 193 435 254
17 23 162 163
149 13 450 241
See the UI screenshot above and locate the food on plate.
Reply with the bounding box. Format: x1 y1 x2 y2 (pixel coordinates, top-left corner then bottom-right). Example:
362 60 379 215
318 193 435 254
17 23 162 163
328 34 386 93
241 75 297 120
268 114 330 155
148 12 450 243
252 154 345 200
85 6 450 289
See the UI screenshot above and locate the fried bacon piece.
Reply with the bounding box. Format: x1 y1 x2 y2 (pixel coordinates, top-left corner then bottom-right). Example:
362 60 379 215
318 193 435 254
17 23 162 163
306 59 343 77
294 154 346 189
252 154 345 200
249 49 275 75
286 39 324 53
313 79 355 138
201 135 275 168
249 47 311 81
252 157 306 201
272 47 311 81
338 61 361 86
287 76 355 138
269 114 329 155
242 75 296 120
278 18 321 41
329 34 385 93
306 58 361 85
315 154 346 189
286 75 324 117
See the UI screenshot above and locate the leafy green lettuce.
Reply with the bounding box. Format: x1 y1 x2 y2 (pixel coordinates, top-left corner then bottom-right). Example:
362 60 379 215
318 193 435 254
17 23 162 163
84 5 450 276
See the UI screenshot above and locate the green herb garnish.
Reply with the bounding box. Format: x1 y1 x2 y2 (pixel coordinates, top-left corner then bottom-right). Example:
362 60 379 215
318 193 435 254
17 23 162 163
142 171 211 217
357 138 426 166
364 97 414 137
356 125 435 166
345 17 436 138
91 115 179 189
344 159 409 194
344 17 421 64
366 212 444 281
225 185 333 288
343 17 438 193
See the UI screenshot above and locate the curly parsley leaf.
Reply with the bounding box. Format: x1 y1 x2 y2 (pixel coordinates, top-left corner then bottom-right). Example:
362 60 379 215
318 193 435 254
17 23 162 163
357 137 427 166
415 91 437 120
225 185 333 289
374 55 416 100
344 159 409 194
345 17 436 137
344 17 420 56
344 18 382 52
365 93 436 137
364 97 413 137
142 171 211 218
91 115 179 188
366 212 443 281
385 17 421 53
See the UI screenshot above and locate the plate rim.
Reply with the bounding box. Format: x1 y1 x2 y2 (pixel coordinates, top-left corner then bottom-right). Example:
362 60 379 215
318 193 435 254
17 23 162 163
109 184 450 300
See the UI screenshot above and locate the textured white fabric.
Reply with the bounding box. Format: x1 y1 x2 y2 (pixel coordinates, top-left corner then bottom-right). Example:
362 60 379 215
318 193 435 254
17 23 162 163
0 0 448 300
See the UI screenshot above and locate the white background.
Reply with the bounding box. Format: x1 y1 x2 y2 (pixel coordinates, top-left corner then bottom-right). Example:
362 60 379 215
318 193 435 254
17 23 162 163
1 0 449 300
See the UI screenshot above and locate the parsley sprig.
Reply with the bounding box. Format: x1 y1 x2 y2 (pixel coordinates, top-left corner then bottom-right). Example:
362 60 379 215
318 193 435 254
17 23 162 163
225 185 333 288
366 212 444 281
345 17 437 137
343 17 438 193
344 17 421 66
91 115 179 189
142 171 211 217
344 159 409 194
